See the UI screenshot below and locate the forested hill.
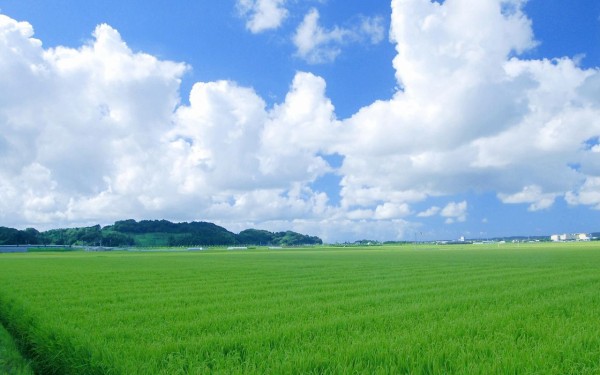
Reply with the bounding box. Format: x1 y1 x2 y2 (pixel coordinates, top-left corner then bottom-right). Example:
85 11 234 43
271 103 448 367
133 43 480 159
0 219 323 247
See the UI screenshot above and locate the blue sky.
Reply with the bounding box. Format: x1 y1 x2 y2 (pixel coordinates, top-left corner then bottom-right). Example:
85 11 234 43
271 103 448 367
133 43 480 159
0 0 599 241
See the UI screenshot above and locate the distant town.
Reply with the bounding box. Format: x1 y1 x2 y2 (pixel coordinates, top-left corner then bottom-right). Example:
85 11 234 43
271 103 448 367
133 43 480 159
341 232 599 247
451 232 597 245
455 232 595 244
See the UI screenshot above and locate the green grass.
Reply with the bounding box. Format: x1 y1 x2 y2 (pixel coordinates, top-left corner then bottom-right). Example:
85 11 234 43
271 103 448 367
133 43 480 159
0 322 34 375
0 242 599 373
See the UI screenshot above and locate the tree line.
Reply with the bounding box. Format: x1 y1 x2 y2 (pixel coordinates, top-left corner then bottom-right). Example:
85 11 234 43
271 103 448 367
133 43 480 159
0 220 322 247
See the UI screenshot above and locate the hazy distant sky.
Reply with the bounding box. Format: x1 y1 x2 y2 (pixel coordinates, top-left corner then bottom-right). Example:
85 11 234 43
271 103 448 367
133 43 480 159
1 0 599 241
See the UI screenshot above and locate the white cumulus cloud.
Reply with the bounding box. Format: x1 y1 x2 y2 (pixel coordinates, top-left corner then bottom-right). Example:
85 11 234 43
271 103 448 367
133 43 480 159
293 8 385 64
0 15 188 227
237 0 288 33
565 177 600 210
417 206 440 217
333 0 600 218
2 0 600 241
0 13 342 236
440 201 468 224
498 185 558 211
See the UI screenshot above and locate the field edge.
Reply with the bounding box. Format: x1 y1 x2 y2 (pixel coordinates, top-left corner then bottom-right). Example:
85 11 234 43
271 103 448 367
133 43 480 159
0 320 34 375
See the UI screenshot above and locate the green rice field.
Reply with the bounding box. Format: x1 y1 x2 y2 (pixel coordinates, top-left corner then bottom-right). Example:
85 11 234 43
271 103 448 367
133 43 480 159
0 321 33 375
1 242 599 374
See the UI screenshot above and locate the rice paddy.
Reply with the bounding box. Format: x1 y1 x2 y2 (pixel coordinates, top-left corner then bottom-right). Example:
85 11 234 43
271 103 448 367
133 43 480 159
0 242 599 374
0 320 33 375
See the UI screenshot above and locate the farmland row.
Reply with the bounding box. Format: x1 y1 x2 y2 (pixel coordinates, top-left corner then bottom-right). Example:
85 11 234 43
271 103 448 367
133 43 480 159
0 244 599 373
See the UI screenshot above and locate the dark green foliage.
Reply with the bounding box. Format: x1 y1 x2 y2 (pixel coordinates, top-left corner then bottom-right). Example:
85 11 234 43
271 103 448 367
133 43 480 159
166 231 238 247
237 229 274 245
110 219 177 234
40 225 104 246
110 220 239 246
0 220 322 247
237 229 322 246
272 231 322 246
109 219 322 246
0 227 39 245
99 231 135 247
1 225 134 247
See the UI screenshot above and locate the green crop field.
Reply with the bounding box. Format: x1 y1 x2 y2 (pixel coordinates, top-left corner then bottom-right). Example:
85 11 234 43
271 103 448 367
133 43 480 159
1 242 599 374
0 321 33 375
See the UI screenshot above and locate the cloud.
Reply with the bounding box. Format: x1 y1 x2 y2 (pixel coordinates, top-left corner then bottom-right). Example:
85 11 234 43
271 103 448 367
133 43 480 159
0 15 188 226
565 177 600 210
217 217 415 243
359 15 386 44
237 0 288 33
0 14 341 234
374 202 412 219
333 0 600 218
440 201 468 224
170 71 339 222
417 206 440 217
293 8 385 64
2 0 600 241
498 185 558 211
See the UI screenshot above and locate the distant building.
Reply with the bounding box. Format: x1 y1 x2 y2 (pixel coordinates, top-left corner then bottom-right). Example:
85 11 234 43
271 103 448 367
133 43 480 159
550 233 590 242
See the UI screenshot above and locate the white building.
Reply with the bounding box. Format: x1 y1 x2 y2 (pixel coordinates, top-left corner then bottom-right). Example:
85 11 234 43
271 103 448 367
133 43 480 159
550 233 590 242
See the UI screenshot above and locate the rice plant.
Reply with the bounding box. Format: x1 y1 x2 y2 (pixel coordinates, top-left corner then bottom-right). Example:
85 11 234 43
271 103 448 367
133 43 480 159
0 242 599 373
